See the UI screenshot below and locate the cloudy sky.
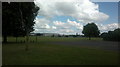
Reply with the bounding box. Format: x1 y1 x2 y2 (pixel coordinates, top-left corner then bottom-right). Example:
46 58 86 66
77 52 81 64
33 0 119 35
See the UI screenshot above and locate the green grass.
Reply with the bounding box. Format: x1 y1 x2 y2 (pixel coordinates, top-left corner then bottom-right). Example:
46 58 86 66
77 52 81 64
7 36 103 42
2 37 119 65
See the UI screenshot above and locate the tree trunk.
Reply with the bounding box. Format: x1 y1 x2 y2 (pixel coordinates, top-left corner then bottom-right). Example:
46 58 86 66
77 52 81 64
36 35 37 42
25 43 28 51
3 35 7 43
26 35 29 42
19 3 29 51
16 37 18 42
25 32 29 51
89 36 91 40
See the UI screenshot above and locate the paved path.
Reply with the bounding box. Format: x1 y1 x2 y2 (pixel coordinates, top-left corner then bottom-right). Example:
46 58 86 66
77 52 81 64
51 41 119 51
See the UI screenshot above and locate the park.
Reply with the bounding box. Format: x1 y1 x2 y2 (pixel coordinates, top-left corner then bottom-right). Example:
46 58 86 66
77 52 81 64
2 36 119 65
2 1 120 66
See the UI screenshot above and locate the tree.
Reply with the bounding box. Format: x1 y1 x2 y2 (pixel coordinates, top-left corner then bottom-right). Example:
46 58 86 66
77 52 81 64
100 32 108 40
19 2 39 43
82 23 100 40
101 28 120 41
2 2 21 42
113 28 120 41
2 2 13 43
2 2 39 43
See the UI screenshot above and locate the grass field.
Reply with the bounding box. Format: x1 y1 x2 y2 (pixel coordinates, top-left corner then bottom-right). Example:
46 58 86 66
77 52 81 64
6 36 103 42
2 36 119 65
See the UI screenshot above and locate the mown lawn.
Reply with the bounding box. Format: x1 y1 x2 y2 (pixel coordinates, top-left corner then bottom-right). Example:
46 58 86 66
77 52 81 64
7 36 103 42
2 37 119 65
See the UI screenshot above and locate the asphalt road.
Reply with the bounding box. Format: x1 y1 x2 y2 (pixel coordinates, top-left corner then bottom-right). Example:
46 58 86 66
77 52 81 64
51 40 119 51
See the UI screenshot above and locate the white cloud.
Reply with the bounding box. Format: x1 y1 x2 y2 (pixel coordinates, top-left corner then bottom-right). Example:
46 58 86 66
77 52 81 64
34 17 119 34
52 26 57 29
34 0 109 23
52 19 83 34
53 19 83 30
34 18 50 29
53 21 65 26
67 19 83 30
33 0 119 35
59 29 74 33
34 18 83 34
97 23 119 33
91 0 120 2
53 21 70 29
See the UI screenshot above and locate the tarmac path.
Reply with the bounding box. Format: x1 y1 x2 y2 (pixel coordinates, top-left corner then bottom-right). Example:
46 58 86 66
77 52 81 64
50 40 119 51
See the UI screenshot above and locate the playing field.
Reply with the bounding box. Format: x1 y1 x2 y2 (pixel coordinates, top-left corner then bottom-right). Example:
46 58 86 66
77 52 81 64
2 36 119 65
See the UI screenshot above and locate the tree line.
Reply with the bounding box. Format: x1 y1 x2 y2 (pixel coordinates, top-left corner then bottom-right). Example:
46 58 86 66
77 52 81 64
2 2 120 43
2 2 39 43
82 23 120 41
100 28 120 41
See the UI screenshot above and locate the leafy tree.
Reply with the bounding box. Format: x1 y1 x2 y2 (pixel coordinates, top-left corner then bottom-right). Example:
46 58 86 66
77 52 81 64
100 32 108 40
113 28 120 41
2 2 39 43
82 23 100 40
19 2 39 42
2 2 21 42
2 2 13 43
101 28 120 41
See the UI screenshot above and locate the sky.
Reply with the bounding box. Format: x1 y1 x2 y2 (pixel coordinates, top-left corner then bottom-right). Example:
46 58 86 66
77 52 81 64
33 0 119 35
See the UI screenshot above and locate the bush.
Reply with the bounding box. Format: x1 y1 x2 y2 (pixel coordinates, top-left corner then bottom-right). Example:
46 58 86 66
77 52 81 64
100 28 120 41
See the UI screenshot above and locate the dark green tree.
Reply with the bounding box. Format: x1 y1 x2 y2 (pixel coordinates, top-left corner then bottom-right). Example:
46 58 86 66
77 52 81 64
2 2 39 43
2 2 13 43
82 23 100 40
101 28 120 41
100 32 108 40
2 2 21 43
113 28 120 41
20 2 39 51
19 2 39 43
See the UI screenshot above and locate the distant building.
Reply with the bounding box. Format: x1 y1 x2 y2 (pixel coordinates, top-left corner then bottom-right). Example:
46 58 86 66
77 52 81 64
29 33 84 37
29 33 60 37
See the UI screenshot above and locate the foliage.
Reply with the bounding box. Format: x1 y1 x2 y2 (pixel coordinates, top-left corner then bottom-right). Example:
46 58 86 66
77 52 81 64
82 23 100 40
19 2 39 34
101 28 120 41
2 2 39 42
